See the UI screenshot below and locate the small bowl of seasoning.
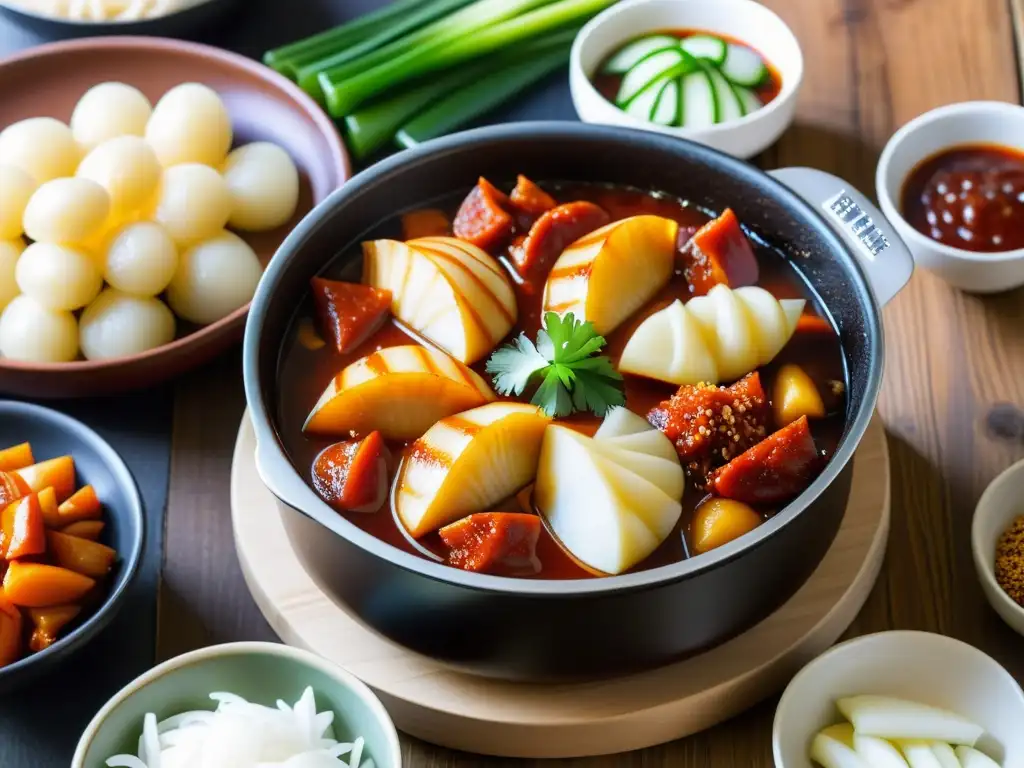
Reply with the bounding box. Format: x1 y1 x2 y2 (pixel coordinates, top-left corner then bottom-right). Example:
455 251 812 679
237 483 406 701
876 101 1024 293
972 458 1024 637
569 0 804 159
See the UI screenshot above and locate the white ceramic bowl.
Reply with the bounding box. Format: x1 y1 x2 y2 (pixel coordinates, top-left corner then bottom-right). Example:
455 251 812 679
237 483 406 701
569 0 804 159
876 101 1024 293
772 631 1024 768
973 459 1024 637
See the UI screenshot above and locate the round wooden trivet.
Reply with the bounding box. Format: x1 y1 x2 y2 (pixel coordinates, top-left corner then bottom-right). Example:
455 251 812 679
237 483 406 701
232 411 889 759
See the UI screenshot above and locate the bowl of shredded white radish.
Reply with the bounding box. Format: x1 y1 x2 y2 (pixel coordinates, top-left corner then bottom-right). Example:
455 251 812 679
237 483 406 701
0 0 236 38
72 642 401 768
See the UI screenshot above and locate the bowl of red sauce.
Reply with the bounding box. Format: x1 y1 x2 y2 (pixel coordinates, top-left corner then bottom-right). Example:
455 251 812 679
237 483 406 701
877 101 1024 293
569 0 803 159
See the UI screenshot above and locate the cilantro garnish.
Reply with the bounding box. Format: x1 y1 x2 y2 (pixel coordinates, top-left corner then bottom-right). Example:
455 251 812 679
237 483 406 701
485 312 626 418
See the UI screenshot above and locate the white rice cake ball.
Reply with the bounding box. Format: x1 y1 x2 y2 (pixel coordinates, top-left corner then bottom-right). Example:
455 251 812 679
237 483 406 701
71 82 152 152
16 242 103 311
146 83 233 168
79 288 176 360
0 165 37 240
0 239 25 313
77 136 161 217
0 118 79 183
104 221 178 297
0 295 78 363
222 142 300 232
154 163 231 246
167 231 262 325
23 177 111 246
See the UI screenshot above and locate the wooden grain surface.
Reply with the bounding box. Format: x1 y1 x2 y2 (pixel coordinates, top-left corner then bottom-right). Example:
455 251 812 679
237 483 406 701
160 1 1024 765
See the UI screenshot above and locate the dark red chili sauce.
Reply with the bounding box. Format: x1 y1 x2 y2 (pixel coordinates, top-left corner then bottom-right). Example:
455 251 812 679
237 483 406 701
276 182 847 579
590 30 783 111
900 143 1024 253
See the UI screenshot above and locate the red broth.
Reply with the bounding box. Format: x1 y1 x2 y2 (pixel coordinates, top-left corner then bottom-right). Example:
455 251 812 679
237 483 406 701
591 30 783 110
900 143 1024 253
276 183 847 579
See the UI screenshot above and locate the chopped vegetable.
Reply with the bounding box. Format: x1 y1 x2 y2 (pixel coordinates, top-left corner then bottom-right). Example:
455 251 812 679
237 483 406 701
853 734 911 768
773 363 826 427
710 415 819 503
955 746 1000 768
0 594 21 668
680 208 760 295
15 456 75 502
0 442 33 472
2 561 95 608
647 373 769 487
837 696 984 747
37 486 60 528
0 494 45 560
320 0 616 116
60 520 105 541
680 69 717 128
310 277 392 355
486 311 625 418
439 512 541 573
401 208 451 240
680 35 727 64
0 470 26 508
312 432 391 514
27 604 80 652
931 743 961 768
812 724 867 768
509 175 557 220
57 484 101 524
105 686 375 768
690 497 762 555
616 48 690 107
46 530 117 579
510 201 609 277
720 41 768 87
602 34 680 75
453 177 516 250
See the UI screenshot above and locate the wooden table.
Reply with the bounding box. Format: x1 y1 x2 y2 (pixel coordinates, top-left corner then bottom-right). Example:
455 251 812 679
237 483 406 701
27 0 1024 765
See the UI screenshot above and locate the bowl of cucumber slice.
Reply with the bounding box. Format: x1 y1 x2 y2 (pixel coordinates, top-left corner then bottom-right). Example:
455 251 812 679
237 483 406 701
569 0 804 158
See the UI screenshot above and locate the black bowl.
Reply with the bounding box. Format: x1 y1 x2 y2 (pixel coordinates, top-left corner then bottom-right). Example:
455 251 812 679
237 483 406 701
244 123 913 680
0 401 144 692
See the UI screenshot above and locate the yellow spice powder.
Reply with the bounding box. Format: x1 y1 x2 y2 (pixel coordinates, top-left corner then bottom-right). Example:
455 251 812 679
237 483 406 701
995 514 1024 606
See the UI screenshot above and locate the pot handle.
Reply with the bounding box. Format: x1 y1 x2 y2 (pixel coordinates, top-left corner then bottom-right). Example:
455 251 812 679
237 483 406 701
769 167 914 306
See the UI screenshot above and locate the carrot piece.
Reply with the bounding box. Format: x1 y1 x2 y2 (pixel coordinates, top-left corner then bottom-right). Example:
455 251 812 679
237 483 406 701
60 520 105 541
310 278 392 355
439 512 541 574
0 443 34 472
401 208 450 240
312 431 391 513
0 494 45 560
795 313 834 335
27 604 80 652
2 561 95 608
509 175 556 217
15 456 75 502
37 486 60 528
0 593 22 668
57 485 101 524
510 201 609 277
0 470 26 508
679 209 760 295
46 530 116 579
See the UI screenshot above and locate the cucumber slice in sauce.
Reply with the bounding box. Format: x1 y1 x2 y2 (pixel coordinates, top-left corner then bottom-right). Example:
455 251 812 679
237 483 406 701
680 34 726 64
624 76 667 121
700 60 744 123
720 43 768 87
733 85 763 116
680 69 717 128
616 48 687 106
602 34 679 75
651 79 680 125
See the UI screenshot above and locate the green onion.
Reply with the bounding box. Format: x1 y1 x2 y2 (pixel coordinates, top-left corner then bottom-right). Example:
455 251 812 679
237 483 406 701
264 0 435 78
294 0 477 102
346 28 575 159
320 0 614 117
394 43 571 150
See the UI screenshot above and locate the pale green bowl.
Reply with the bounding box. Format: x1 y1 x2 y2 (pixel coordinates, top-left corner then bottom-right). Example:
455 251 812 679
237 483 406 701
72 641 402 767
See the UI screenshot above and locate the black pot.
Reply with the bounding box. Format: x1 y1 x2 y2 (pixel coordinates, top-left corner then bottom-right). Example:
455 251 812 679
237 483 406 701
244 123 912 681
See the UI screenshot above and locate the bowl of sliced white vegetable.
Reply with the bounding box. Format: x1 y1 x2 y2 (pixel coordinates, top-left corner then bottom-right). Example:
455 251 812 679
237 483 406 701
772 630 1024 768
72 641 401 768
569 0 803 158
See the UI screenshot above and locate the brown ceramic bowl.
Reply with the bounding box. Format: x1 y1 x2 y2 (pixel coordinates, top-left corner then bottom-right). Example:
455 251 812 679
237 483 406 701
0 37 350 398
